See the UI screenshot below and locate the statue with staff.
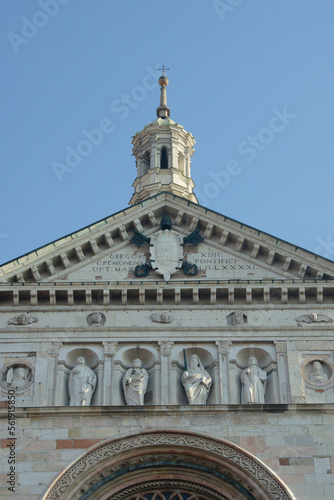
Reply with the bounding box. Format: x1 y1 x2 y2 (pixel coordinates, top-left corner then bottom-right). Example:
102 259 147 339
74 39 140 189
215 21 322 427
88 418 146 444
181 350 212 405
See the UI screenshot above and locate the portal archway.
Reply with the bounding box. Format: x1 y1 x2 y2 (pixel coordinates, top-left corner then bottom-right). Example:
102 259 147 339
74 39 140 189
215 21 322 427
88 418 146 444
42 430 296 500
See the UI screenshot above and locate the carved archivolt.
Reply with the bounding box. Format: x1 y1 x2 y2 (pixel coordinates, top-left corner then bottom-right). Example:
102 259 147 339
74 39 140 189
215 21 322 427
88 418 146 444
107 480 225 500
42 430 296 500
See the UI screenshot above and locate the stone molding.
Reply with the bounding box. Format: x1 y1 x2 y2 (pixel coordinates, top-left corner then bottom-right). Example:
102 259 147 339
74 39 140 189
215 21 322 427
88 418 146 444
42 430 296 500
1 282 334 308
3 404 334 418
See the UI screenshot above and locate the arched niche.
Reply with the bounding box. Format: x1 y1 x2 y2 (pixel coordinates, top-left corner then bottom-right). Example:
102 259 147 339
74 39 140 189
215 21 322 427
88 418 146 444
116 346 158 405
57 348 100 406
174 347 215 405
229 347 277 404
41 430 297 500
65 348 99 370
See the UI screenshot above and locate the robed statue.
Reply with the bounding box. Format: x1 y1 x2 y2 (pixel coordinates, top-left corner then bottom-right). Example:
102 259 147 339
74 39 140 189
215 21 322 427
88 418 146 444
240 356 266 404
182 354 212 405
68 356 97 406
122 358 148 405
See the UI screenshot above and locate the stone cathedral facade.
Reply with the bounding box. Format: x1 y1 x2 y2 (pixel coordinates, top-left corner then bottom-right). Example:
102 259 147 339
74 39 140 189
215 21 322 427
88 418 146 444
1 74 334 500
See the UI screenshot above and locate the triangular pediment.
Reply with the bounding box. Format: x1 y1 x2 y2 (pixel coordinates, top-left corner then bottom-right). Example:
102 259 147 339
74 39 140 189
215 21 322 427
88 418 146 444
1 192 333 283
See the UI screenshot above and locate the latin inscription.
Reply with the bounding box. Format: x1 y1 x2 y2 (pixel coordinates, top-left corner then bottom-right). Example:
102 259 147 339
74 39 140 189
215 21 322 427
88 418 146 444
188 251 259 273
92 253 146 274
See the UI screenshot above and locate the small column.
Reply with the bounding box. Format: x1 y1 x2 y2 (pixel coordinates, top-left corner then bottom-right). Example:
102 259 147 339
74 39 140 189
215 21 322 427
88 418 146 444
158 341 174 405
167 148 172 169
103 341 118 405
150 136 158 169
274 341 291 403
216 340 232 404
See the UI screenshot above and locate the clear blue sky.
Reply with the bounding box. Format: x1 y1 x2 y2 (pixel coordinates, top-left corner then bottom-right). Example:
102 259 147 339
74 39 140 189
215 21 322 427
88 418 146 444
1 1 334 265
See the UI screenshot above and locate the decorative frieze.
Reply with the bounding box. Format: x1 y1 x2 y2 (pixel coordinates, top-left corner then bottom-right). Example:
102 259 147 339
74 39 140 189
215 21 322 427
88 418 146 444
1 282 334 308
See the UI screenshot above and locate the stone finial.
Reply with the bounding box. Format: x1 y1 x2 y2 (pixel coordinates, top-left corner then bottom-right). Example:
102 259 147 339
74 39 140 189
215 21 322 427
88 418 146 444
156 66 170 118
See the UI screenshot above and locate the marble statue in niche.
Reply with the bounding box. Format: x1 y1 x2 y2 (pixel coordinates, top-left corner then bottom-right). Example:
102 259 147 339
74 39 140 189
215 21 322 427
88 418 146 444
309 361 328 384
8 314 37 325
2 364 32 391
181 354 212 405
240 356 266 404
68 356 97 406
122 358 148 405
86 312 106 326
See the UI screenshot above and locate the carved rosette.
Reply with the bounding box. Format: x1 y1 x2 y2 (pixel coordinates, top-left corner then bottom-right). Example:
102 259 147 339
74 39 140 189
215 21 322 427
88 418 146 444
150 230 183 281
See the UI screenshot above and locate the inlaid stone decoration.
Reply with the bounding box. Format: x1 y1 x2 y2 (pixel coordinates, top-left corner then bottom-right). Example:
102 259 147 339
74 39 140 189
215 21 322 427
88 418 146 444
1 363 33 391
296 313 333 323
86 312 106 326
151 312 172 323
8 313 37 325
227 311 247 326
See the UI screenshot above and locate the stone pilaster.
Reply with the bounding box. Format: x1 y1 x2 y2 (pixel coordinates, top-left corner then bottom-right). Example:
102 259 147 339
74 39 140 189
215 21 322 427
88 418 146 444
103 341 118 405
274 341 291 403
159 341 174 405
47 342 62 405
216 340 232 404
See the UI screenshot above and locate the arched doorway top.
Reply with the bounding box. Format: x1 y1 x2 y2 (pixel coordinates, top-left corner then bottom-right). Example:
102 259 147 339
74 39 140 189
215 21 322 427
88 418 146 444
42 430 297 500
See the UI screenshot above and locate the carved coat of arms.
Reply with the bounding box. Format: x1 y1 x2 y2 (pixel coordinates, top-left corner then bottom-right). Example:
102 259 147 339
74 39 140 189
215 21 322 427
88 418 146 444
150 230 183 281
